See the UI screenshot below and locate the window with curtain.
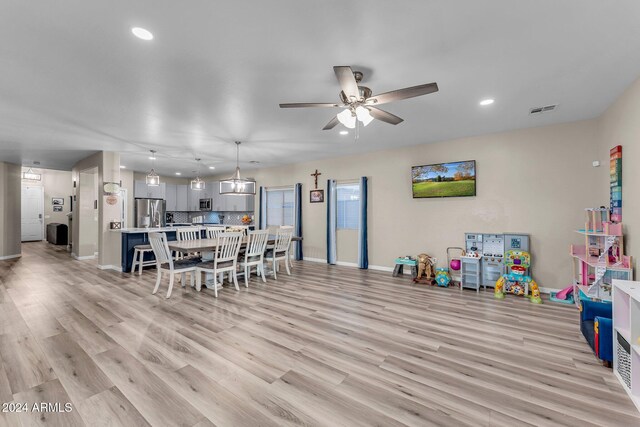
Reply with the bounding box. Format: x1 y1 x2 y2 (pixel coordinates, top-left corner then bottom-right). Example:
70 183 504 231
337 183 360 230
266 188 294 227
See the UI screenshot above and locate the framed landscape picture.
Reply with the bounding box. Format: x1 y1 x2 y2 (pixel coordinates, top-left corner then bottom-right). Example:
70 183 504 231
412 160 476 198
310 189 324 203
52 197 64 205
53 205 63 212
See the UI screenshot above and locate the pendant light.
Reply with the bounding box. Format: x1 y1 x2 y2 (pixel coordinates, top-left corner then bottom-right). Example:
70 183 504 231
191 158 205 190
146 150 160 186
220 141 256 196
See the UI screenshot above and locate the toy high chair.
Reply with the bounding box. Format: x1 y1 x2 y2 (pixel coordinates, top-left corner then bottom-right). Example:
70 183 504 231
495 250 542 304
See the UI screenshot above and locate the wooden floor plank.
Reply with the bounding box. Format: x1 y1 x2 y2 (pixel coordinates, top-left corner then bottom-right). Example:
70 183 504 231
0 242 637 427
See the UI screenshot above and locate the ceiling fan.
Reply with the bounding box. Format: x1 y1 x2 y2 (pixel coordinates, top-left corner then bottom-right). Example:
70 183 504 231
279 66 438 130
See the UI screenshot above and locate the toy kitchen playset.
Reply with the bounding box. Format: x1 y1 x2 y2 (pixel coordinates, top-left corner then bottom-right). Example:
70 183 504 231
463 233 530 290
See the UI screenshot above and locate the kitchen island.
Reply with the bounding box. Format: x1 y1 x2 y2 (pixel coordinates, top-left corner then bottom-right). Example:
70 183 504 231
114 225 254 272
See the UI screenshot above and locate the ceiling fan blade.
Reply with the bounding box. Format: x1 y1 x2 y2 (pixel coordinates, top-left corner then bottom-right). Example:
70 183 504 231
368 107 404 125
333 66 360 101
366 82 439 105
279 102 340 108
322 116 339 130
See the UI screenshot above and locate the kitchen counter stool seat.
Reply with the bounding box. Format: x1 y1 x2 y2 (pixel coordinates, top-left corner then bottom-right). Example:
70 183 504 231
131 244 155 275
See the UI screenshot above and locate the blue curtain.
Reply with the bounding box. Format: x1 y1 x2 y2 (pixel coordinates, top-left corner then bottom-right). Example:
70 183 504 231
326 179 337 264
294 183 303 260
358 177 368 269
259 186 267 230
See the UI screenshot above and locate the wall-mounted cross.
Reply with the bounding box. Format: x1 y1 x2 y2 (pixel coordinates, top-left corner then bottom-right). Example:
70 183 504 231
310 169 322 189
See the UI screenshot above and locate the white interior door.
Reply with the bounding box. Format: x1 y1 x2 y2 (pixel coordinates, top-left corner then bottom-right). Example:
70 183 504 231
21 185 44 241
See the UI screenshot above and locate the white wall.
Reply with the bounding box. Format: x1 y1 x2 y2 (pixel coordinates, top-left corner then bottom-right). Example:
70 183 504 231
599 75 640 272
0 162 22 259
229 119 603 290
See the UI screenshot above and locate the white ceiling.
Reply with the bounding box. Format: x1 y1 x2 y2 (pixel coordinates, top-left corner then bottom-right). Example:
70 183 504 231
1 0 640 177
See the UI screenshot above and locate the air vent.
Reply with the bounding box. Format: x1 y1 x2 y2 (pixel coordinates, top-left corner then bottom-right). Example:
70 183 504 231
529 104 558 115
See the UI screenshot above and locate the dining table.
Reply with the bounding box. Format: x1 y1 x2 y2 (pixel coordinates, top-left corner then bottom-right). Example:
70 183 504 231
167 235 302 290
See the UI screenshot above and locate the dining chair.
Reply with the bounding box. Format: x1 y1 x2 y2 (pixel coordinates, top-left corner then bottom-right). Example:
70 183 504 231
205 226 226 239
148 232 201 299
280 225 295 270
176 226 201 259
266 228 293 279
195 232 243 297
238 230 269 287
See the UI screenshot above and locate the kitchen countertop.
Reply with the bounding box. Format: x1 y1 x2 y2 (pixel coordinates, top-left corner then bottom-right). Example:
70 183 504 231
113 226 207 234
113 224 254 233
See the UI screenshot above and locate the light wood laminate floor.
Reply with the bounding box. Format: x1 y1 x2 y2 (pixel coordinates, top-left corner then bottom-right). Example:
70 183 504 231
0 242 638 426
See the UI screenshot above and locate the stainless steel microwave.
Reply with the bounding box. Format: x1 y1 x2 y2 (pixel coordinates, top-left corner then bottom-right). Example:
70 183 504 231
199 198 212 211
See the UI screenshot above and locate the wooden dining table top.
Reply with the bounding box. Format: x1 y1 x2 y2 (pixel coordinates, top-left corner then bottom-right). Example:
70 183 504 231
167 235 302 252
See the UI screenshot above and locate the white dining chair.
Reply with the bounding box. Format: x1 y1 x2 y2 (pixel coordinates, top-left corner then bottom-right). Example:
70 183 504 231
148 232 201 299
266 228 293 279
195 232 243 297
176 226 201 259
205 226 226 239
238 230 269 287
280 225 295 270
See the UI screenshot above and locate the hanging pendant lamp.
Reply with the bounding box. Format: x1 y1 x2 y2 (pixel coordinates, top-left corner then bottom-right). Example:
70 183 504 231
146 150 160 186
191 158 205 190
220 141 256 195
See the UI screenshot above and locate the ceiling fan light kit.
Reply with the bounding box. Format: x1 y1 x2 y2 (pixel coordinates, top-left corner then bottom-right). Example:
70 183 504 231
280 65 438 130
220 141 256 196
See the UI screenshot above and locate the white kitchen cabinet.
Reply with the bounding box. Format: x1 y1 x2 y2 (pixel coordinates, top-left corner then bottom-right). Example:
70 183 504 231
165 184 177 211
176 185 189 211
134 180 166 199
211 181 225 211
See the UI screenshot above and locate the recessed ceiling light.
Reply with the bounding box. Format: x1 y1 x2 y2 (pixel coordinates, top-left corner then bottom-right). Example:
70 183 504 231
175 172 181 176
120 165 126 169
208 166 215 169
131 27 153 41
148 156 156 160
479 98 495 106
339 130 349 135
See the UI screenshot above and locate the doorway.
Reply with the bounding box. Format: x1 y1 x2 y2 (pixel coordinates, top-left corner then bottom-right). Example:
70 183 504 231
21 185 44 241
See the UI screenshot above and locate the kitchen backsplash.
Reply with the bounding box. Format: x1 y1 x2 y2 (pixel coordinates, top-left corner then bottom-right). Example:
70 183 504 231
167 211 254 225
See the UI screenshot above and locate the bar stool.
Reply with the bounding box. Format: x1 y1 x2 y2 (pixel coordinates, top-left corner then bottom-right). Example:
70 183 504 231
131 244 155 275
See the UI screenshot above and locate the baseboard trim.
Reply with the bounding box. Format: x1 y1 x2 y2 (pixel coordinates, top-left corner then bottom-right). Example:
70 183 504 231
0 253 21 260
303 257 327 264
72 253 97 260
98 264 122 272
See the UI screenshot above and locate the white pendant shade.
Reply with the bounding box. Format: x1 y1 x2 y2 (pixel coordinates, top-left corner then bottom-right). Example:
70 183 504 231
337 108 356 128
355 106 374 126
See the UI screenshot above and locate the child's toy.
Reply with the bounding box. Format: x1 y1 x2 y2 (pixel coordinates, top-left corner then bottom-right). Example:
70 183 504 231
570 206 633 304
549 285 575 304
415 254 435 281
393 257 417 278
447 247 465 286
435 268 451 287
494 250 542 304
413 253 436 285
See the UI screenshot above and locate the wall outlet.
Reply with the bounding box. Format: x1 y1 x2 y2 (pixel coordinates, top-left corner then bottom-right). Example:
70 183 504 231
592 160 600 167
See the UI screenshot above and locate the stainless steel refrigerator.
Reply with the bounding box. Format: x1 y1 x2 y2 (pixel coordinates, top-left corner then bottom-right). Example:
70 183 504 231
135 199 166 228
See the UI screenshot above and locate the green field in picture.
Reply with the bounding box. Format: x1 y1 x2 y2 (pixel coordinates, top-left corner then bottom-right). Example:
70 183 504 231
412 180 475 198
